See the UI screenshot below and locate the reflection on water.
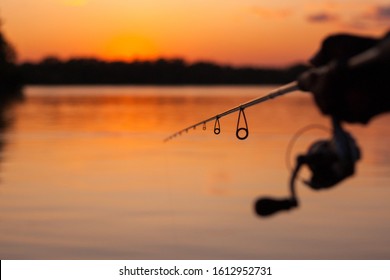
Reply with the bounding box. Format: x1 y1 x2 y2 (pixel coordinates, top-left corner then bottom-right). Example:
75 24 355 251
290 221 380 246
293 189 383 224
0 90 23 183
0 86 389 259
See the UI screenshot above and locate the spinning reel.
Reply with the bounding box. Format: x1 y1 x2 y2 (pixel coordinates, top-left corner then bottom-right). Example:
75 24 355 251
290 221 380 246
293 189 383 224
255 118 361 217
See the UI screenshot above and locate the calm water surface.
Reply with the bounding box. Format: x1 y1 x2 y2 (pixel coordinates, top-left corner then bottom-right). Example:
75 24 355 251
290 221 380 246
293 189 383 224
0 86 389 259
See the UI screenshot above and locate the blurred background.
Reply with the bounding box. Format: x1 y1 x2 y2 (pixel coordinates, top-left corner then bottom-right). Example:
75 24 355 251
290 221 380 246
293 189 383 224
0 0 389 259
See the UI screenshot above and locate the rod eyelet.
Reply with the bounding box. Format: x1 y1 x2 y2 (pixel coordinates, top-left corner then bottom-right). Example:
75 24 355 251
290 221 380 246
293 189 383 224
236 107 249 140
214 117 221 135
236 127 248 140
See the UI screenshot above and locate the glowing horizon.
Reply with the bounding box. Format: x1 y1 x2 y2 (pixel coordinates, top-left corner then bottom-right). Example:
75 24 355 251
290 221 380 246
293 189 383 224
1 0 389 66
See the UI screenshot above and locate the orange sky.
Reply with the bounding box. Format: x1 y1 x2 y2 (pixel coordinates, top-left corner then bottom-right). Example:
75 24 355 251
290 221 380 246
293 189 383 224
1 0 389 66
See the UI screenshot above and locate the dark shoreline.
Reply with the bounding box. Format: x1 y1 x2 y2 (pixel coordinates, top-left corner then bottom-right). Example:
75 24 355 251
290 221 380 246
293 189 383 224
18 58 309 86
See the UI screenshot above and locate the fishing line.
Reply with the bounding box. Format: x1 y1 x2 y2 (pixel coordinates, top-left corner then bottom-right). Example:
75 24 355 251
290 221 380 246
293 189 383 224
285 124 330 172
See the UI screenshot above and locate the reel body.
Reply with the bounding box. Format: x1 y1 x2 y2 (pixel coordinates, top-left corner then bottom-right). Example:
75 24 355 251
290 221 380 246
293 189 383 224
301 120 360 190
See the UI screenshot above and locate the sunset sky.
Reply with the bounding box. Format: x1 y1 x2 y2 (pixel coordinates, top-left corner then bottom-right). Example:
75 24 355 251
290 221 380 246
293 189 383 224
1 0 389 66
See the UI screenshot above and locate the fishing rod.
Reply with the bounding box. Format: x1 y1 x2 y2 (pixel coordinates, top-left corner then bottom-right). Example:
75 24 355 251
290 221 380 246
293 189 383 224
165 35 390 143
164 36 390 216
164 81 300 142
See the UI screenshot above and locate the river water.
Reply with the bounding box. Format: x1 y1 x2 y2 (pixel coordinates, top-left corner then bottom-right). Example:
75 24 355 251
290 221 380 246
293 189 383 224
0 86 389 259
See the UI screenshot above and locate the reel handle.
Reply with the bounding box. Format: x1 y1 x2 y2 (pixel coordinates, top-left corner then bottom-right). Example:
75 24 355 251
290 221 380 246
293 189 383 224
255 198 298 217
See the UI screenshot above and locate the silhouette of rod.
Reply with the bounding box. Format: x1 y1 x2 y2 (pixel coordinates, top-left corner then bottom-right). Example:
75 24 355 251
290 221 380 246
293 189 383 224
164 81 299 142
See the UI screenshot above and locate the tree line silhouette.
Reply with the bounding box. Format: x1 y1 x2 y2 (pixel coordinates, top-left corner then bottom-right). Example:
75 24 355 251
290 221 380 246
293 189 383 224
1 13 308 87
19 57 308 85
0 24 21 93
